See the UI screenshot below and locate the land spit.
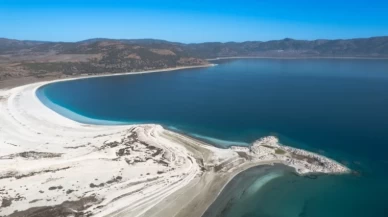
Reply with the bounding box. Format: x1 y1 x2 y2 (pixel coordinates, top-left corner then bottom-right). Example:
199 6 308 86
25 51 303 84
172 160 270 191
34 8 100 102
0 76 349 217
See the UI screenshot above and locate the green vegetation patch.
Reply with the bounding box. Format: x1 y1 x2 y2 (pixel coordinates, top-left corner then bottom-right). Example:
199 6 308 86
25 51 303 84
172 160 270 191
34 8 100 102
275 148 286 155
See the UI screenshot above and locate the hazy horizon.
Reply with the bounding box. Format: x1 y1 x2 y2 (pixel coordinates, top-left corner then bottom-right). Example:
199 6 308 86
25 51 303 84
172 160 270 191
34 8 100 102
3 35 388 44
1 0 388 43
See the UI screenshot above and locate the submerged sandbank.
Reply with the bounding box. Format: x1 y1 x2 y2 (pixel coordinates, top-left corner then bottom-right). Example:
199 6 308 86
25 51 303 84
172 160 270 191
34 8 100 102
202 164 285 217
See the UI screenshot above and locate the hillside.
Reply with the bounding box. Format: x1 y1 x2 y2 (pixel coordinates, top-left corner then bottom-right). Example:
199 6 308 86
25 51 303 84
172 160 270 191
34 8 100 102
0 36 388 82
0 39 207 81
183 37 388 58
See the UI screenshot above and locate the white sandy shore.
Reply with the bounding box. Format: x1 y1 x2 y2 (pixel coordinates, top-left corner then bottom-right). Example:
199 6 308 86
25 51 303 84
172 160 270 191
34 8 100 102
0 70 350 217
0 64 216 90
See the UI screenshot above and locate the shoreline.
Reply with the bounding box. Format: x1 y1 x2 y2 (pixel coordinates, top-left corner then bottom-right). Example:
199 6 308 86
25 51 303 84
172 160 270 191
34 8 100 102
201 164 284 217
37 63 216 86
4 55 387 89
0 71 349 217
207 56 388 61
0 63 215 90
4 55 388 89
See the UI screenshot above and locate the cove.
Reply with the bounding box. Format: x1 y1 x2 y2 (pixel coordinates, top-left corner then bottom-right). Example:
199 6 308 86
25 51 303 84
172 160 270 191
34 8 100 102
37 59 388 217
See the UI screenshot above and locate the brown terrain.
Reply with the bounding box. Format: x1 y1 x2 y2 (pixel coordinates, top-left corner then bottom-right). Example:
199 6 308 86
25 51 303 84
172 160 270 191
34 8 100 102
0 38 208 88
1 36 388 88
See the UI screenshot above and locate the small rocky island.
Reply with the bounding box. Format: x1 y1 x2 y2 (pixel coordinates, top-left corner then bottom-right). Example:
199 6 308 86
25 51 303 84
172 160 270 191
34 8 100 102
231 136 349 174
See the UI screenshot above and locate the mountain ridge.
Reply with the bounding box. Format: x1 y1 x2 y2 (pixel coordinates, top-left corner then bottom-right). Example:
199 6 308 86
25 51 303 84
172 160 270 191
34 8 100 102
1 36 388 82
2 35 388 44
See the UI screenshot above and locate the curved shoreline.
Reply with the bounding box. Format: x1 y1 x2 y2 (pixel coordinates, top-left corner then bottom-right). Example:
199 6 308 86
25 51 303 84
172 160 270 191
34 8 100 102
32 64 216 126
38 84 252 148
0 70 350 217
38 64 216 86
207 56 388 61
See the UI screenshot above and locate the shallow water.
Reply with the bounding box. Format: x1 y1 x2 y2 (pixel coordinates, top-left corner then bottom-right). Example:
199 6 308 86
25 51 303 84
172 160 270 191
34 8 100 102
204 164 388 217
37 59 388 217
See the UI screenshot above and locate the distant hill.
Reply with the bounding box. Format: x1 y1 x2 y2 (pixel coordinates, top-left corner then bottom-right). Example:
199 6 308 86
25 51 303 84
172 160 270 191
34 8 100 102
0 36 387 81
183 37 388 58
0 38 206 81
0 38 47 53
71 36 388 58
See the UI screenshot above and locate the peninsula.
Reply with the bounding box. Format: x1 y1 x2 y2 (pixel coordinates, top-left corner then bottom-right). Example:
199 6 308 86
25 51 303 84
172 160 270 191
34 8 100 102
0 73 349 217
1 0 386 215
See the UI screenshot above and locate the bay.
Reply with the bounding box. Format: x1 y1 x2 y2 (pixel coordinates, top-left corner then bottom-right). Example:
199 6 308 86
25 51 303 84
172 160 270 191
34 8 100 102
37 59 388 217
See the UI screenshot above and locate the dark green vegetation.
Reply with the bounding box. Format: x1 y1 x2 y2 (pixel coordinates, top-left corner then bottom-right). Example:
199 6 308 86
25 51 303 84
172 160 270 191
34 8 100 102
1 36 388 80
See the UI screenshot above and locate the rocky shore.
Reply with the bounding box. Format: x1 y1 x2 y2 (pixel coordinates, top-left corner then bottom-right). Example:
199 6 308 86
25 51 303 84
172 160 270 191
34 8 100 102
248 136 349 174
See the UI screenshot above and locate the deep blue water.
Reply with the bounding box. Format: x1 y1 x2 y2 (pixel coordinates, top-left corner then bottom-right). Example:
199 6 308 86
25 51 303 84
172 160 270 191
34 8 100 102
37 59 388 217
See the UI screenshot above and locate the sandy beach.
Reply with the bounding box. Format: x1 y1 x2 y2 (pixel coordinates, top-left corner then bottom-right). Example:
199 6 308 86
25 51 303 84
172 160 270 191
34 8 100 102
0 68 350 217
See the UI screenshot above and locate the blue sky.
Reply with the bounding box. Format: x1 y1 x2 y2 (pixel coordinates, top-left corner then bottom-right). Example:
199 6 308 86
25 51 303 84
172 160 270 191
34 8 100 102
1 0 388 43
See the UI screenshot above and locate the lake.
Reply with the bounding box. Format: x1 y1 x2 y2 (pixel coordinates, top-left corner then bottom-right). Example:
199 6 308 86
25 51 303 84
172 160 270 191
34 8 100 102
37 59 388 217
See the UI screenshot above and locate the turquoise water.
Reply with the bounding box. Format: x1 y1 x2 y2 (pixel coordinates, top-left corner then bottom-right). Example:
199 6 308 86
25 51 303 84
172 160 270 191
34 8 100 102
37 59 388 217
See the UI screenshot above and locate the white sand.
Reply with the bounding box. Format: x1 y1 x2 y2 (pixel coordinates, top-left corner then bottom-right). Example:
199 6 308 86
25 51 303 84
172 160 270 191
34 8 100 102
0 75 349 217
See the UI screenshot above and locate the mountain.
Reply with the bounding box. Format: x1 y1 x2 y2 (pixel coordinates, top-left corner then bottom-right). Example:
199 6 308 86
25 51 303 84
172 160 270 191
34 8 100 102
184 37 388 58
0 39 206 81
0 38 47 53
0 36 387 81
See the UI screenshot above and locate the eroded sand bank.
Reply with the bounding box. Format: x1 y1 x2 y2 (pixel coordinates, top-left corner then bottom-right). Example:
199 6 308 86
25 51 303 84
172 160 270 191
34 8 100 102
0 78 349 217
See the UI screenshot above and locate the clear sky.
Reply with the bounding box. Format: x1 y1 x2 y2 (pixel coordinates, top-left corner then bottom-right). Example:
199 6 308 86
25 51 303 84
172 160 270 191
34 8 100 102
1 0 388 43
